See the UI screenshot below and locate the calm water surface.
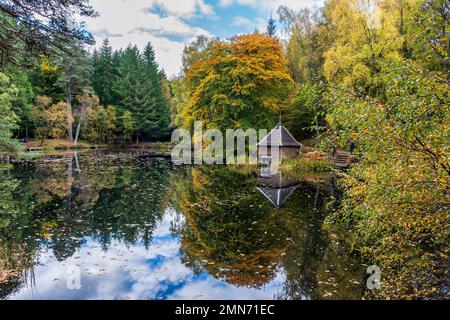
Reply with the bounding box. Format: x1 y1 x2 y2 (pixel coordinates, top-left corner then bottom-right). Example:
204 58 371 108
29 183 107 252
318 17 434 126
0 151 365 300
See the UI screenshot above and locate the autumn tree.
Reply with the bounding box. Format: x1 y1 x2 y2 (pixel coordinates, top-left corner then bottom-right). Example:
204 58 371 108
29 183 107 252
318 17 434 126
29 58 65 102
278 5 332 82
400 0 450 71
121 110 134 144
277 5 332 138
182 35 217 73
43 102 69 139
105 105 117 144
84 104 106 143
32 96 69 140
182 33 293 131
170 35 217 129
321 0 450 299
323 0 403 94
74 91 99 146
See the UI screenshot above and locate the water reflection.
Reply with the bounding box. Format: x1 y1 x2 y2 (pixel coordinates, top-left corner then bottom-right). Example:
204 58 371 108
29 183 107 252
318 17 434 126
0 152 364 300
174 166 288 288
256 169 301 207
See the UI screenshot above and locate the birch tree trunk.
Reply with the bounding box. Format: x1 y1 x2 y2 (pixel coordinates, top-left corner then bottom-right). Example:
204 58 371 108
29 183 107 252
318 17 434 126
66 155 73 216
73 92 98 147
73 104 86 147
66 80 74 141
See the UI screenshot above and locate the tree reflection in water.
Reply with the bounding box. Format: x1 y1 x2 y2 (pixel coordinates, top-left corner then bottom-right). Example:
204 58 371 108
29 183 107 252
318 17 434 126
0 152 172 296
0 152 364 299
172 166 288 288
172 165 364 299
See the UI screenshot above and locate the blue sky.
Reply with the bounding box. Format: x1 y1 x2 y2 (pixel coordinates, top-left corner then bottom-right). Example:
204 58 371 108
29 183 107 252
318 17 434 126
84 0 324 76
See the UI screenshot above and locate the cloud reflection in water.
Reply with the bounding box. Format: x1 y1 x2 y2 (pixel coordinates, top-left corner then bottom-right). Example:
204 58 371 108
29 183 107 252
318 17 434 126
10 209 285 300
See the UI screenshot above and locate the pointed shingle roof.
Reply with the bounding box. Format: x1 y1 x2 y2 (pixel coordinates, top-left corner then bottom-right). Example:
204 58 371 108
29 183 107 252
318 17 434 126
257 123 302 147
256 185 299 207
256 171 301 207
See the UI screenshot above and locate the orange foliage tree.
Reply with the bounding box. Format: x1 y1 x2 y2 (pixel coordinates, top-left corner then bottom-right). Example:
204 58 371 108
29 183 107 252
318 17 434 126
182 33 293 131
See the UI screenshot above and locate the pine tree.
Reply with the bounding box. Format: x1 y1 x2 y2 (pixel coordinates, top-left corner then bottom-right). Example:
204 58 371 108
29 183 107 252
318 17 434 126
114 45 144 142
266 14 277 37
93 42 171 142
93 39 116 106
156 69 171 137
141 43 170 140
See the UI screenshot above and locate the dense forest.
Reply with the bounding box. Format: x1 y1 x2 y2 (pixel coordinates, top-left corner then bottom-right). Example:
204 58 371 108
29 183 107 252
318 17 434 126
0 37 171 146
0 0 171 147
0 0 449 299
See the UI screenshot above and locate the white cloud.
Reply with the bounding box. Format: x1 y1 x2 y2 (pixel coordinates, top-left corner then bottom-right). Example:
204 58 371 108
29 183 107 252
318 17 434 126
84 0 214 76
150 0 216 19
197 0 216 17
219 0 256 8
232 16 266 33
220 0 324 11
9 210 285 300
168 273 285 300
81 0 325 76
232 16 253 27
218 0 234 7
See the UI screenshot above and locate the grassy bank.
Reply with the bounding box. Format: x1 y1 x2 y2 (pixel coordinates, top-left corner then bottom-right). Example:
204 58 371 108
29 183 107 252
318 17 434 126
280 150 334 181
15 140 176 153
25 139 100 150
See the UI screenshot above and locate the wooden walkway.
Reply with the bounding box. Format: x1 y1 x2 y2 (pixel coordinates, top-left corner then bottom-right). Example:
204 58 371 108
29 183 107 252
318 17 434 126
334 150 351 169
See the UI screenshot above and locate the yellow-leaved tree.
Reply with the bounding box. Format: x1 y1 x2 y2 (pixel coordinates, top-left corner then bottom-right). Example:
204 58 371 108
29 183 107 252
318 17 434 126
323 0 405 93
32 96 69 140
322 0 450 299
182 33 293 131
